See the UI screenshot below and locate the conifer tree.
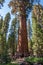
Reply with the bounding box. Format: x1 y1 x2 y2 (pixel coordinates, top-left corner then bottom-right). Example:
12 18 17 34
8 18 17 56
0 13 11 62
32 5 43 57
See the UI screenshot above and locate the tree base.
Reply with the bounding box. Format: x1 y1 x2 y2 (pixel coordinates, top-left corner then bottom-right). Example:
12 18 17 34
15 52 29 58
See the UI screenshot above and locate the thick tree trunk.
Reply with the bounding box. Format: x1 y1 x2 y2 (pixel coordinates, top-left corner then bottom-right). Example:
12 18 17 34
17 14 28 57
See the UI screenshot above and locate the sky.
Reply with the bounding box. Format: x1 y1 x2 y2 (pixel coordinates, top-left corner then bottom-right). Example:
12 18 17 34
0 0 11 18
0 0 43 40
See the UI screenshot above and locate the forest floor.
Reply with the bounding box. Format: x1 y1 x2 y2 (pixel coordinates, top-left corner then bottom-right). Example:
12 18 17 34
0 58 25 65
11 57 43 65
0 57 43 65
11 57 25 64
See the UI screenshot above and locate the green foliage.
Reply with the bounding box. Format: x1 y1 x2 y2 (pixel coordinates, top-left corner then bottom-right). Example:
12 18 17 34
9 0 38 16
0 63 19 65
4 12 11 34
1 53 11 63
0 0 5 8
6 63 19 65
0 0 4 3
0 13 11 63
25 57 43 63
0 18 3 29
32 5 43 57
7 18 17 56
0 12 11 53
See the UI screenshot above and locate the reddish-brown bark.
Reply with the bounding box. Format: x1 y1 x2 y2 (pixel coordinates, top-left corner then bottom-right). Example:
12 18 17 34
17 14 28 56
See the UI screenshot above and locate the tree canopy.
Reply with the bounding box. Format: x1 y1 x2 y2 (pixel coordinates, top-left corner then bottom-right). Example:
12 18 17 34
0 0 5 8
8 0 39 16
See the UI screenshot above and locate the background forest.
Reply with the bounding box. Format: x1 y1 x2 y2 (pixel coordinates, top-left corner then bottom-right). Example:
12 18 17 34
0 0 43 65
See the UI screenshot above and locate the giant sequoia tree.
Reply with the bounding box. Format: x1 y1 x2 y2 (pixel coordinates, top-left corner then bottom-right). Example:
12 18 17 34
9 0 38 56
